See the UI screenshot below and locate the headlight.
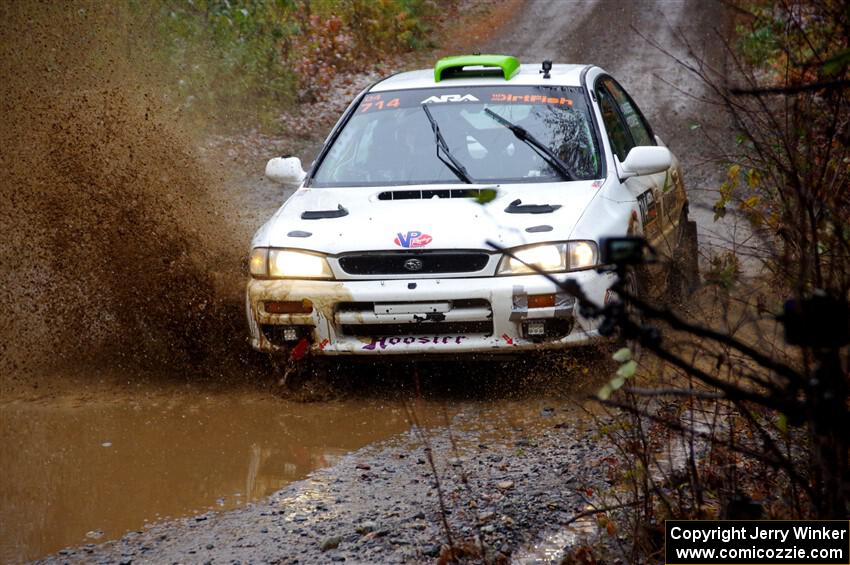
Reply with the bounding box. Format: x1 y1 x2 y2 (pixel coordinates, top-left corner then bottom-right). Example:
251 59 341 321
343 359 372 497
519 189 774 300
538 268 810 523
249 248 269 276
498 243 566 274
568 241 597 269
269 250 333 278
249 248 333 279
497 241 597 275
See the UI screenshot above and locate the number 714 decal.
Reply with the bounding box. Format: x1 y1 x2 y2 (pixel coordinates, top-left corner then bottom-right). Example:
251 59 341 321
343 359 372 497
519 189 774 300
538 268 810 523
360 94 400 113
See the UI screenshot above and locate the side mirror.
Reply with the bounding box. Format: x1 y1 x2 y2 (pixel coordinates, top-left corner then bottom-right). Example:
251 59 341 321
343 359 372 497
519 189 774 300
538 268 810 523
265 156 306 185
620 146 672 177
599 236 648 266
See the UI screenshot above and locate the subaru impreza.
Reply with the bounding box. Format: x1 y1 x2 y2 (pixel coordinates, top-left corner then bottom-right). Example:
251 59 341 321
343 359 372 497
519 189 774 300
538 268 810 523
246 54 696 358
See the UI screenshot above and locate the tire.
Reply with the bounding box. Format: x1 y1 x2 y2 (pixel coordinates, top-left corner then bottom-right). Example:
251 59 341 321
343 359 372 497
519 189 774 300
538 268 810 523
666 210 700 302
269 354 338 400
620 266 645 360
268 352 312 391
681 219 700 291
596 266 644 363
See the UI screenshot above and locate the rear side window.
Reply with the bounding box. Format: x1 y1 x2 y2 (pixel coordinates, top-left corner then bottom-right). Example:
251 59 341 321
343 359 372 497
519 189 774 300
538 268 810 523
601 78 655 147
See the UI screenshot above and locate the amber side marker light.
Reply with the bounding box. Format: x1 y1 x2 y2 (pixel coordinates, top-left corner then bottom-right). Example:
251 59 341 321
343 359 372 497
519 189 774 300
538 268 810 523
264 300 313 314
528 293 556 309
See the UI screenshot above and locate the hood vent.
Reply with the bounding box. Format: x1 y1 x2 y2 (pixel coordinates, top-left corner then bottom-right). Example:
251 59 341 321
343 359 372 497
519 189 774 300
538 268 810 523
377 188 485 201
301 204 348 220
504 199 561 214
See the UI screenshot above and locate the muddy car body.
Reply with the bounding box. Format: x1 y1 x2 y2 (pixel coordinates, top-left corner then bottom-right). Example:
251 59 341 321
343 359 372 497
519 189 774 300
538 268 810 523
247 55 691 356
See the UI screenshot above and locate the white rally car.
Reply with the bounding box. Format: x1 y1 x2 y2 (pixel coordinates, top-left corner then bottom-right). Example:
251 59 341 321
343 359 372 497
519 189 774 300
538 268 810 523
247 55 694 357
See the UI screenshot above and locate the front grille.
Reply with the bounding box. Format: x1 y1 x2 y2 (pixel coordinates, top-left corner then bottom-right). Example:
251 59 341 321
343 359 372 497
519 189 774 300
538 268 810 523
340 321 492 337
338 251 490 275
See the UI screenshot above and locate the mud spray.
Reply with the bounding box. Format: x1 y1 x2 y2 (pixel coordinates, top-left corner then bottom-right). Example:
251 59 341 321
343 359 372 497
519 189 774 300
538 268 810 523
0 2 258 388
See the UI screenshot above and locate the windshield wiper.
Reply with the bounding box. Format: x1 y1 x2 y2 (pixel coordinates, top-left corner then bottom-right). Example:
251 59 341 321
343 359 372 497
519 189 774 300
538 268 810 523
421 104 474 184
483 108 575 181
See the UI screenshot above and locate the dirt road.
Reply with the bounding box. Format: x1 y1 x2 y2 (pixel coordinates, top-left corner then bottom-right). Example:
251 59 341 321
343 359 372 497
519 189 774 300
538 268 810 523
2 1 733 563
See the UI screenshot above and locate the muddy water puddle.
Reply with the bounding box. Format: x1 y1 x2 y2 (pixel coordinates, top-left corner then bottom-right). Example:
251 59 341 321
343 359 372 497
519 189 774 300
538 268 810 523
0 394 415 562
0 387 576 562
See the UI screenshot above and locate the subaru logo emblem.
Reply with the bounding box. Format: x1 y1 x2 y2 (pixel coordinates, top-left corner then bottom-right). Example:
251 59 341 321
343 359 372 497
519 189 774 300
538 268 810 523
403 258 423 272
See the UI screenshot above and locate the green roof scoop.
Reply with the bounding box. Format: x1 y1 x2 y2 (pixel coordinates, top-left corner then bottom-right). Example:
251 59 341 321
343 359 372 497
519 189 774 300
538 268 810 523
434 54 521 82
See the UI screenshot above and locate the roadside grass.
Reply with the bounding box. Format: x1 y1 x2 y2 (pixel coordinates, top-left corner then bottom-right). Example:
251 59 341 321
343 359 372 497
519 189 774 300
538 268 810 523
133 0 470 131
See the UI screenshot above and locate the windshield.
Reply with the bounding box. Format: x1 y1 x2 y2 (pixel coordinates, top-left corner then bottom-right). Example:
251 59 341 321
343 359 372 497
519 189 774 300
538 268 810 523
311 85 601 186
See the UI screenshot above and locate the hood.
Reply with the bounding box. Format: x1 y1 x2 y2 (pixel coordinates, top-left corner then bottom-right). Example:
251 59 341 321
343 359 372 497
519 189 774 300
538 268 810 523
252 181 604 254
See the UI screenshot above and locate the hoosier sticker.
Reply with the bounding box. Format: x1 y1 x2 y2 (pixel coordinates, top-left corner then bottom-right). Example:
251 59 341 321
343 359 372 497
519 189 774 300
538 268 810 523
362 335 467 351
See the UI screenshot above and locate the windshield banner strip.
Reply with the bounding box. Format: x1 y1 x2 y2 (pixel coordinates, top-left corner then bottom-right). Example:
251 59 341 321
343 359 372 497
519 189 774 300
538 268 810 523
357 86 579 113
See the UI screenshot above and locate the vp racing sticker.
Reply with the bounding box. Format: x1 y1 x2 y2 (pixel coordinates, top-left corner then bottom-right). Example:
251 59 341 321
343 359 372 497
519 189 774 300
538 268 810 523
394 230 432 248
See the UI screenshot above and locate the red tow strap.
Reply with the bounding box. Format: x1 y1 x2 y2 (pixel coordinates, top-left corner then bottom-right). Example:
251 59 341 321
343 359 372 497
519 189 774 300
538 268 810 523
289 337 309 361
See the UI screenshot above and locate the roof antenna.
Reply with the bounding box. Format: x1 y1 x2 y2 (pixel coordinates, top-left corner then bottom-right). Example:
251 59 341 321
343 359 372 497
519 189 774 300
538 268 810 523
540 59 552 79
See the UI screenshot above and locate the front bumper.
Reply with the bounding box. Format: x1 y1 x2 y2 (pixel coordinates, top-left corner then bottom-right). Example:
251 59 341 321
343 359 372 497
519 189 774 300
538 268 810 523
246 270 616 356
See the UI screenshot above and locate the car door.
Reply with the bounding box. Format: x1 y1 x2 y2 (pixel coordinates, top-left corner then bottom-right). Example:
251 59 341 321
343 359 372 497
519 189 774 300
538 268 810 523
595 77 675 245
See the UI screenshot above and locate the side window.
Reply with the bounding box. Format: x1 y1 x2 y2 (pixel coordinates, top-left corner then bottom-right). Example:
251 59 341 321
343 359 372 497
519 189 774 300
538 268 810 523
596 86 633 162
602 78 654 147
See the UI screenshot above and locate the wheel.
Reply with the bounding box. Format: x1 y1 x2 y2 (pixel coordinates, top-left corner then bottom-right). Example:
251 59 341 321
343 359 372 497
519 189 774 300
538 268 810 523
596 266 645 363
620 266 645 360
666 210 700 302
681 219 700 291
269 354 337 400
268 352 311 391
